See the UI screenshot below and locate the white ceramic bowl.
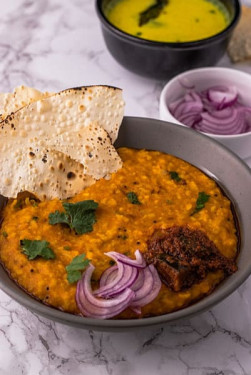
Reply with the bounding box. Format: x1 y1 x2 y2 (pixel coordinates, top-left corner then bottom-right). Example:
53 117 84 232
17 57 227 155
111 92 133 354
159 67 251 161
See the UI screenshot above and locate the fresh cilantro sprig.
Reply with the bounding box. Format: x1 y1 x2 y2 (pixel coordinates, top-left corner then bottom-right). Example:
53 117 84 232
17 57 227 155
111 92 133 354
127 192 141 205
20 239 55 260
190 192 210 216
49 200 98 235
169 171 181 182
66 254 90 283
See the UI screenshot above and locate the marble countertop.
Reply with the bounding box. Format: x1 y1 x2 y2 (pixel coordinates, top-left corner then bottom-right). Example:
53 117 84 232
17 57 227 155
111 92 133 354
0 1 251 374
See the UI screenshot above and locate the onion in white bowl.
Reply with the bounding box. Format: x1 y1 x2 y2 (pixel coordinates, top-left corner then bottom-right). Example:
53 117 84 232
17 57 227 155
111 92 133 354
159 67 251 161
168 84 251 135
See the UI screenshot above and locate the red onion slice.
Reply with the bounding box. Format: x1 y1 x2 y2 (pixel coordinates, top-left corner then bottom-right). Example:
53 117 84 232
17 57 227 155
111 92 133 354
207 86 237 109
94 250 143 297
131 269 145 292
200 108 246 135
130 264 161 307
104 249 146 268
75 251 162 319
168 97 184 115
178 112 202 127
168 83 251 135
93 263 138 298
172 100 203 119
130 266 153 306
92 258 124 295
76 264 135 319
99 265 118 287
99 263 146 292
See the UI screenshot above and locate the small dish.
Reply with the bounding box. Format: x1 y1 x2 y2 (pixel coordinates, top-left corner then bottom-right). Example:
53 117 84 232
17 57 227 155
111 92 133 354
96 0 240 79
159 67 251 160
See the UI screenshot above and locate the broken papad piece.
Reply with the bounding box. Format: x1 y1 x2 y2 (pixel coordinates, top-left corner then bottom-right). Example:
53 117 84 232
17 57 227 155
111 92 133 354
47 123 122 180
0 119 122 190
0 144 96 200
0 85 124 144
0 85 52 121
0 85 124 200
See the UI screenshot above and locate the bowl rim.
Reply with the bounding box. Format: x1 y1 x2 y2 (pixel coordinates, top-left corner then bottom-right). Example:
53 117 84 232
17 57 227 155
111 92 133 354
0 116 251 330
159 66 251 139
95 0 241 48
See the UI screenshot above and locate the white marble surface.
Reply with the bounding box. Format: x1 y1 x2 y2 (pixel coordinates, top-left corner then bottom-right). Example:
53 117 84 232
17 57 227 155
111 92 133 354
0 1 251 374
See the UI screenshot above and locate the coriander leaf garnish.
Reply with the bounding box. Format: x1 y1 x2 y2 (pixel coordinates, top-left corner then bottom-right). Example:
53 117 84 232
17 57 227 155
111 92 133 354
127 192 141 205
64 201 98 234
139 0 168 26
190 192 210 216
169 171 181 182
49 211 70 226
2 231 8 238
66 254 90 283
20 239 55 260
49 200 98 235
169 171 186 185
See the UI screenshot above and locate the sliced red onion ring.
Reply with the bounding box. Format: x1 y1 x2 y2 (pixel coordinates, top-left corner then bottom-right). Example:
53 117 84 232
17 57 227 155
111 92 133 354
130 264 161 307
76 251 162 319
99 265 118 287
172 100 203 119
92 258 125 295
93 263 138 298
94 250 144 297
168 83 251 135
104 249 146 269
200 108 246 135
100 264 146 293
207 86 237 109
76 264 135 319
98 258 161 309
93 250 144 297
131 269 145 292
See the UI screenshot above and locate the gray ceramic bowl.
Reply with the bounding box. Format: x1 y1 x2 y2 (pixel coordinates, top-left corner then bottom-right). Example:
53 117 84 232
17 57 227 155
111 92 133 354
0 117 251 331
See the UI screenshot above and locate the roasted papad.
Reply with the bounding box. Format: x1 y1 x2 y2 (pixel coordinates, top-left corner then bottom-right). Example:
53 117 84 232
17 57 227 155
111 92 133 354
45 124 122 180
0 85 52 121
0 85 124 200
0 144 97 200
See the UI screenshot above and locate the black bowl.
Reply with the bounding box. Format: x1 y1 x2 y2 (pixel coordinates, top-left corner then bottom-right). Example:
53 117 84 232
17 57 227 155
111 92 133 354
96 0 240 79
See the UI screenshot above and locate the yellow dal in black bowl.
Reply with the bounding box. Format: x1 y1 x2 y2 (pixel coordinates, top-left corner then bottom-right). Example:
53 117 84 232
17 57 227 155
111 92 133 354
96 0 240 79
104 0 231 43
